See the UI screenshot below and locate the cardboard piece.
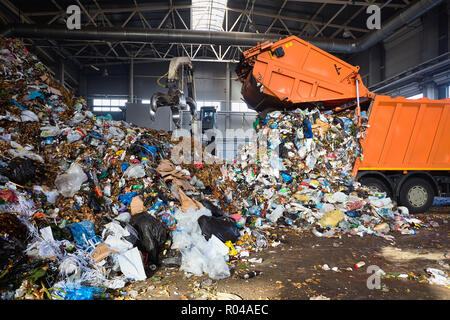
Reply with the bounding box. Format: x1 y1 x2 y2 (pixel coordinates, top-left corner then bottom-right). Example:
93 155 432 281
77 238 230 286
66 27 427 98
91 242 118 263
178 187 203 212
130 196 145 215
156 159 193 191
48 87 62 96
312 119 331 138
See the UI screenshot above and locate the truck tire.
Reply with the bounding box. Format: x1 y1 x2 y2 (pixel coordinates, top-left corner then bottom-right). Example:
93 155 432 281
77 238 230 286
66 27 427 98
359 177 391 197
399 178 435 214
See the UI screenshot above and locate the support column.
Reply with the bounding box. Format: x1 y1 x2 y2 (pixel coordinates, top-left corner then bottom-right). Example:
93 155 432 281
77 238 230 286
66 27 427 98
129 58 134 103
437 84 448 99
78 67 87 98
423 81 438 99
225 62 231 129
379 43 385 83
225 62 231 112
225 62 231 161
57 60 65 87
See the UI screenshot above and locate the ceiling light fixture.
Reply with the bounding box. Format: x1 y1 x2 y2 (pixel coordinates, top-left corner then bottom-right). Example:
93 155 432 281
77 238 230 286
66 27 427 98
191 0 227 31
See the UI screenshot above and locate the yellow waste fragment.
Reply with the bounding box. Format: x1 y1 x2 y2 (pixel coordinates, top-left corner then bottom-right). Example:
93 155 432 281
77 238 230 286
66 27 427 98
318 209 344 227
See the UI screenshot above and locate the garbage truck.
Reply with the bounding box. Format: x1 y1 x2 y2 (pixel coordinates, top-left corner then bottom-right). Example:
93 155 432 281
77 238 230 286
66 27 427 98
236 35 450 213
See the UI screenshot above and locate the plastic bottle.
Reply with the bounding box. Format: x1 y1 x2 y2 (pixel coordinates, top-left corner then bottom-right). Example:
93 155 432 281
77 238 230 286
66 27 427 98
87 169 103 198
103 184 111 197
312 228 324 237
252 229 268 247
285 218 294 226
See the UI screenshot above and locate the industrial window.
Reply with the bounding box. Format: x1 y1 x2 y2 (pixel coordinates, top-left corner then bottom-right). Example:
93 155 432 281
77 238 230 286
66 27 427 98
92 98 127 112
406 93 423 99
191 0 227 31
231 102 255 113
111 99 128 107
93 107 122 112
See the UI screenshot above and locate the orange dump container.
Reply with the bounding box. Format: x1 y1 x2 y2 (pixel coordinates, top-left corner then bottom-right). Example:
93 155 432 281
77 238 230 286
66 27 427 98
237 35 372 112
354 95 450 175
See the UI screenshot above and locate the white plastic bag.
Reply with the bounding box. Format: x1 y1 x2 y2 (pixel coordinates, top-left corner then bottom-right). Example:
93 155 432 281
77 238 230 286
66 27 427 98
70 112 85 124
102 221 133 253
124 164 146 179
40 126 61 138
54 163 88 197
67 130 83 143
115 212 131 223
21 110 39 122
172 207 230 279
85 111 94 119
331 191 348 203
266 205 284 223
104 235 133 253
109 126 125 140
8 142 44 162
426 268 450 286
33 186 59 203
40 226 55 241
118 247 147 281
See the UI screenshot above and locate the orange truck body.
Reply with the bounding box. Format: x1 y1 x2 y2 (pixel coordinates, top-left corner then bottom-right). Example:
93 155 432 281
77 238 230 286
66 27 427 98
354 95 450 175
238 35 450 174
238 35 450 212
237 35 373 112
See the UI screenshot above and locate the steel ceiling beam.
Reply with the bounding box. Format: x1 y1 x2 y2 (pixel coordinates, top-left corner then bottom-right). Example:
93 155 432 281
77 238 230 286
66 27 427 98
23 1 406 17
2 0 443 55
22 4 369 34
0 0 79 67
330 1 370 39
287 0 405 7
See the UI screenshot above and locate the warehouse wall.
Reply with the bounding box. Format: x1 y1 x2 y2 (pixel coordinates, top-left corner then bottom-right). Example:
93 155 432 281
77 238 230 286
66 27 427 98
83 61 242 110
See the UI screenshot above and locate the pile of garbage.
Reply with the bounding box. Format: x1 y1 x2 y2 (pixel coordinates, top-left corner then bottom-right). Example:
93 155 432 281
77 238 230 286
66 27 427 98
0 38 427 300
0 38 235 299
214 108 423 240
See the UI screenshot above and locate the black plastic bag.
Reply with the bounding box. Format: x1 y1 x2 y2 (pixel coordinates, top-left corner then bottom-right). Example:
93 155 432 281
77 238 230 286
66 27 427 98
130 212 169 265
0 158 36 185
123 223 139 246
87 193 103 214
197 215 240 243
200 199 224 217
202 186 213 194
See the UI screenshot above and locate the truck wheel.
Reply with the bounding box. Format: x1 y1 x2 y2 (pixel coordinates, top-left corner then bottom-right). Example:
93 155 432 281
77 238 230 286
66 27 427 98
359 177 391 197
399 178 435 214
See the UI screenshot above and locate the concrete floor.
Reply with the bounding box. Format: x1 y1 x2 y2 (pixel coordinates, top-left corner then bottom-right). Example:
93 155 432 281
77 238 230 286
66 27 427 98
123 206 449 300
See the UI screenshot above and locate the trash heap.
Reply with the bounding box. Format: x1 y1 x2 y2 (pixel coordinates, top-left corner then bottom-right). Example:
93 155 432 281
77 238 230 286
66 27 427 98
0 38 428 300
215 108 424 239
0 38 234 300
